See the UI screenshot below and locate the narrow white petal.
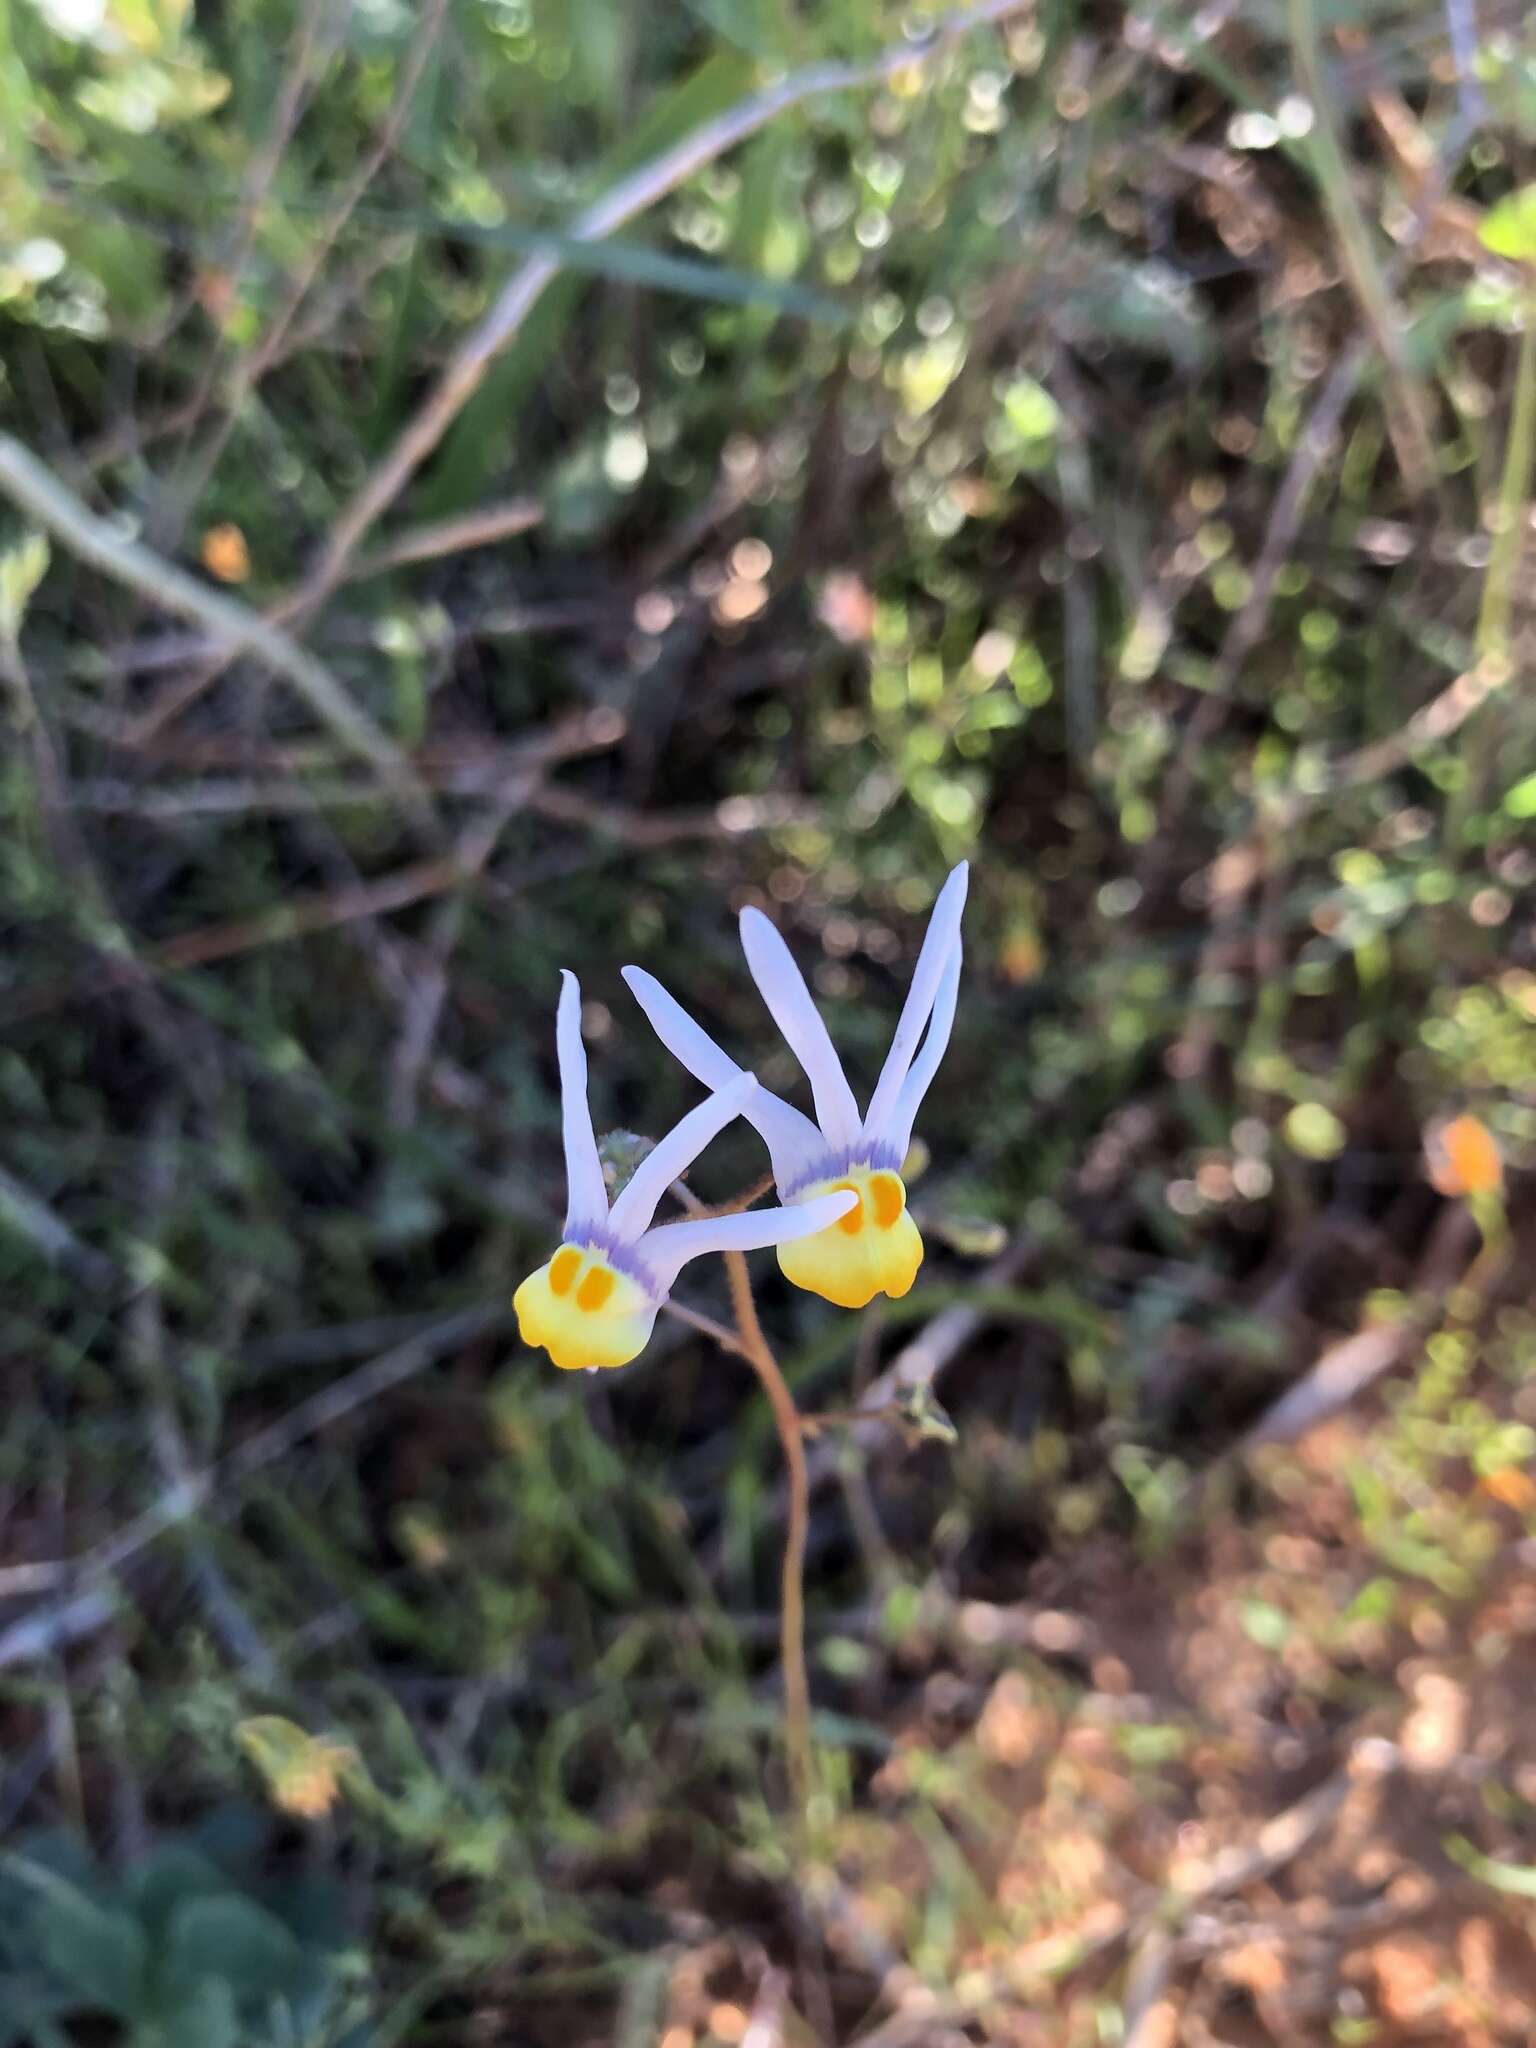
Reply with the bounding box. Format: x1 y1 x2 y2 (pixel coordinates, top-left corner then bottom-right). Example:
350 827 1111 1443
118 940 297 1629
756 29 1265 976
557 970 608 1233
607 1072 757 1242
738 908 861 1149
886 938 961 1161
623 966 826 1192
861 861 969 1146
636 1189 858 1295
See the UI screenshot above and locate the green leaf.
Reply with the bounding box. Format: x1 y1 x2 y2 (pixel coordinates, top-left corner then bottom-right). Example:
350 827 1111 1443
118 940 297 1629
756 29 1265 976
396 213 845 321
1501 770 1536 818
76 57 229 133
0 1830 96 1911
5 1858 148 2018
1066 258 1213 370
0 1975 78 2048
896 1381 959 1445
418 272 584 519
1239 1598 1290 1650
1472 1421 1536 1478
1444 1833 1536 1897
567 0 633 113
1002 376 1061 443
1283 1101 1347 1160
612 49 757 180
127 1845 225 1937
163 1894 302 2005
614 1949 672 2048
930 1212 1009 1257
153 1973 241 2048
682 0 787 59
60 215 166 322
1479 185 1536 263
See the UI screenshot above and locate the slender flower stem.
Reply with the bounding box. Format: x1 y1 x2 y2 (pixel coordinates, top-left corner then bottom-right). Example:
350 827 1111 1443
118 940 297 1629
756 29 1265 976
721 1245 815 1830
668 1175 817 1826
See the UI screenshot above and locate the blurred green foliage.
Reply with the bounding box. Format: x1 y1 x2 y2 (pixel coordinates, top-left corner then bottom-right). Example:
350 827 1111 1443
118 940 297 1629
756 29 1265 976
0 1821 365 2047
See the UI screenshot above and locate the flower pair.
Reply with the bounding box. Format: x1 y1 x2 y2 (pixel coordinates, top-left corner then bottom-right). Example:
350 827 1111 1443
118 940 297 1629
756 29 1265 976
515 864 967 1372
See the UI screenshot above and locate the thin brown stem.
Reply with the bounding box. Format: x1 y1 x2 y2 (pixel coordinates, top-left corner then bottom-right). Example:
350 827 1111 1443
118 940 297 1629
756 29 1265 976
722 1245 815 1831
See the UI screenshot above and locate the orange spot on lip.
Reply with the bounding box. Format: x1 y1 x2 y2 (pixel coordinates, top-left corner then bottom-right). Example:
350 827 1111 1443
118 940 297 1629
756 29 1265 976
869 1170 906 1229
549 1246 581 1295
577 1264 616 1311
833 1180 865 1234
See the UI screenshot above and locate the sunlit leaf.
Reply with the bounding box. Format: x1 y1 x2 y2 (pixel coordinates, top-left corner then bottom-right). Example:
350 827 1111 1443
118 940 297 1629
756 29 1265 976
77 57 229 132
930 1213 1008 1257
0 530 49 642
1002 376 1060 443
5 1858 148 2017
1479 185 1536 263
682 0 787 59
1282 1102 1347 1160
896 1380 958 1445
236 1717 362 1821
1445 1834 1536 1898
163 1895 301 2004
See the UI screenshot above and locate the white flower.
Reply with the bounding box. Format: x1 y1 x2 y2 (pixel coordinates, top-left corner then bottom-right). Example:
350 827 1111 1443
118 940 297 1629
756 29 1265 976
624 863 967 1308
514 972 855 1370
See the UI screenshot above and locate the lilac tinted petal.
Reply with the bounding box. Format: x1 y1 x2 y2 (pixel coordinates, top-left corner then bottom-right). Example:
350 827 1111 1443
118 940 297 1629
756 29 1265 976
636 1188 858 1295
738 907 862 1149
861 862 968 1146
557 970 608 1234
885 938 961 1161
607 1073 757 1242
623 965 826 1192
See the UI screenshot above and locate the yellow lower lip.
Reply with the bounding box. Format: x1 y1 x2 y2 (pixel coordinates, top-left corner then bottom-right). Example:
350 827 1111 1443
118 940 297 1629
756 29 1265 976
513 1245 656 1371
775 1168 923 1308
